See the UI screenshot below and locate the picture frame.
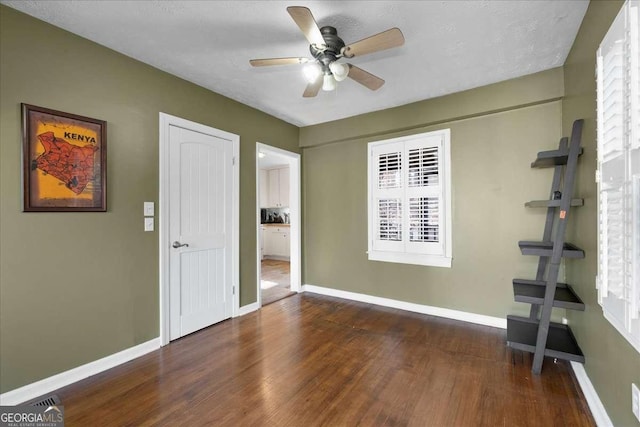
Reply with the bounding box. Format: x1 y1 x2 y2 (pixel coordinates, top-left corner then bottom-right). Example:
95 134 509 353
22 104 107 212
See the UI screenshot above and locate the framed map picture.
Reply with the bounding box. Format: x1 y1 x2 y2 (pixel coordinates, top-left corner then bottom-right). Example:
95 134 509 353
22 104 107 212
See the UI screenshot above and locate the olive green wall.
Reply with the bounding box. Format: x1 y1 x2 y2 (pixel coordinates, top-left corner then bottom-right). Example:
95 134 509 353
3 4 638 422
562 1 640 426
0 5 299 393
302 70 567 320
300 67 564 147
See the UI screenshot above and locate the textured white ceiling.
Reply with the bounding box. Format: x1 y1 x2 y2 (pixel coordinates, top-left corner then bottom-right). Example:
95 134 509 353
1 1 588 126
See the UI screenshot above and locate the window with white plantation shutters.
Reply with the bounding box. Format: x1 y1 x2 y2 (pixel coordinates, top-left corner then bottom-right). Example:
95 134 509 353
596 0 640 353
368 129 452 267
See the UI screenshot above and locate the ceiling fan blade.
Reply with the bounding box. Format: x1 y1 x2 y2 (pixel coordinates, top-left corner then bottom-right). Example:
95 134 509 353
303 75 323 98
343 28 405 58
347 64 385 91
249 57 309 67
287 6 325 47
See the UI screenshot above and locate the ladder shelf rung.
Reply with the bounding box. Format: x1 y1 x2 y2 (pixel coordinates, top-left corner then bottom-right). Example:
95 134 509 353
531 148 583 168
512 279 585 311
506 315 584 363
518 241 585 258
524 199 584 208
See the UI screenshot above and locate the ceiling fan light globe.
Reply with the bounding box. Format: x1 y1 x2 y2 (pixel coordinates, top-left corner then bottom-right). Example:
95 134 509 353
329 62 349 82
322 74 337 91
303 63 322 83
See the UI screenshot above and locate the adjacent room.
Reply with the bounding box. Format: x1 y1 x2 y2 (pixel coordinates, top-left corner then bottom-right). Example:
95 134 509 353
1 1 639 426
258 146 296 306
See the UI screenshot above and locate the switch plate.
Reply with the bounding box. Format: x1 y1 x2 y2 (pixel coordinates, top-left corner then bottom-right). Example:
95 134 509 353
144 202 155 216
633 383 640 422
144 217 154 232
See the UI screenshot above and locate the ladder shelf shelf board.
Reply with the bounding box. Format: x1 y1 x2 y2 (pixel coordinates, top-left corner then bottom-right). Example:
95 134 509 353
524 199 584 208
506 119 585 374
506 316 585 363
530 147 583 168
518 241 585 258
512 279 585 311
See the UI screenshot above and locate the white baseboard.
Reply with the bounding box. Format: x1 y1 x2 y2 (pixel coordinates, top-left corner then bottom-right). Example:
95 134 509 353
302 284 507 329
570 362 613 427
236 302 259 317
0 337 160 406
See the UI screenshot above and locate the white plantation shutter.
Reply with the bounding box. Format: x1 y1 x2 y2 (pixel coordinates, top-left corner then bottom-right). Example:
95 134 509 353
596 0 640 352
377 199 403 241
408 197 439 243
368 130 452 267
631 2 640 323
378 151 402 189
405 137 445 255
372 142 404 252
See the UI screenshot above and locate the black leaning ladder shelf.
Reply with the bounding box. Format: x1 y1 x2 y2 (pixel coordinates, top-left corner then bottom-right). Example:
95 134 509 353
506 119 586 374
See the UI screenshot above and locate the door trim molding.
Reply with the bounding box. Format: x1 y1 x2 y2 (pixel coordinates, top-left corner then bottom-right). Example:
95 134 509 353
256 143 302 309
237 302 260 317
159 113 240 346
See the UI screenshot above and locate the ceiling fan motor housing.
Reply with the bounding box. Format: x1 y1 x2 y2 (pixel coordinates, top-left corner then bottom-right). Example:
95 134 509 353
310 26 345 70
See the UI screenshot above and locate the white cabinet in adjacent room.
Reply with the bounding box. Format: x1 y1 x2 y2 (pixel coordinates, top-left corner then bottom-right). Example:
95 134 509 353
268 169 280 207
259 169 269 209
266 167 289 208
263 226 290 259
279 167 289 207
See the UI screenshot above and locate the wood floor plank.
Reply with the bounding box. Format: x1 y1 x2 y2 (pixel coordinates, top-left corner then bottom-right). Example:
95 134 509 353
261 259 294 305
34 293 595 426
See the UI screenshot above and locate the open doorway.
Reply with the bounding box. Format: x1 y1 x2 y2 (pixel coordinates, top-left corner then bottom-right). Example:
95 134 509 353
256 143 301 307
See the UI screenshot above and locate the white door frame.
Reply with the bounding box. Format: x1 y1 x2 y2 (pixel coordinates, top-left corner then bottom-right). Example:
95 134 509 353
256 143 302 307
159 112 239 346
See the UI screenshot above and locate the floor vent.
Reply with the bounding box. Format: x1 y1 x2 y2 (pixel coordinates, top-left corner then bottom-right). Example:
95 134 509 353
30 394 61 407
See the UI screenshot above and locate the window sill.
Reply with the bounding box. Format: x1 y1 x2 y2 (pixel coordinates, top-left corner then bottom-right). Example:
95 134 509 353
368 250 452 268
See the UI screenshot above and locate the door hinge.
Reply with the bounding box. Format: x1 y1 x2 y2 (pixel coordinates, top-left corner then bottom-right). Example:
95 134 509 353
233 285 235 295
595 170 601 183
232 157 236 166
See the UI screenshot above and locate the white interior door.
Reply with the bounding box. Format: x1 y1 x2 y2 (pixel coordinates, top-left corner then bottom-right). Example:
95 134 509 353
169 125 233 340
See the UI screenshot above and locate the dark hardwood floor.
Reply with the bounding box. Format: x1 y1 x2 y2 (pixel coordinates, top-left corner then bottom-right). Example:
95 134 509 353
43 294 594 426
261 259 294 305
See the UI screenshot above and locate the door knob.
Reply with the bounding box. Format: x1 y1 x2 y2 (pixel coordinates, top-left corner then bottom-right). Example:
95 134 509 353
172 241 189 248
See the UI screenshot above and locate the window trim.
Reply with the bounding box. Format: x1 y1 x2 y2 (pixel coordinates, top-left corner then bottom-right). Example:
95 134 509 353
367 129 452 268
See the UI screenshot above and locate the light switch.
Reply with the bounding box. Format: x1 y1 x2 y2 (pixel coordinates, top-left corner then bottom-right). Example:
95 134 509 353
144 202 155 216
144 217 154 232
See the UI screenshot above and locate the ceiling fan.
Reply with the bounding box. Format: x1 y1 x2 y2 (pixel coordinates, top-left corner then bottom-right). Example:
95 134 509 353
249 6 405 97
